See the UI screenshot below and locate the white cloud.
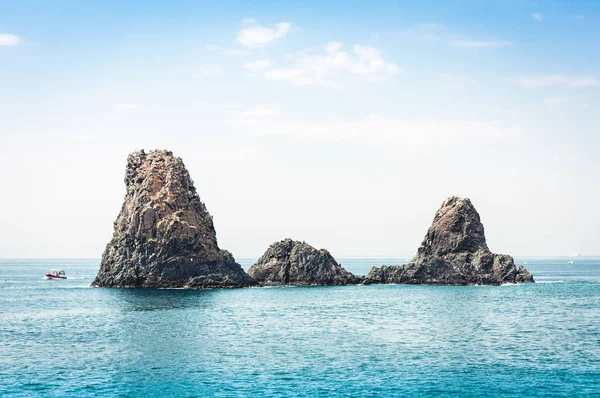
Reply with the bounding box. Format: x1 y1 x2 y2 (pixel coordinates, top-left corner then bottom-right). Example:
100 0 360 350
116 104 140 110
531 13 543 21
544 96 569 105
516 75 600 88
450 39 511 48
241 18 256 24
324 41 342 53
204 44 219 51
260 42 400 87
386 64 400 74
283 48 317 60
242 59 271 70
198 64 222 75
237 22 291 47
0 33 21 46
232 114 521 146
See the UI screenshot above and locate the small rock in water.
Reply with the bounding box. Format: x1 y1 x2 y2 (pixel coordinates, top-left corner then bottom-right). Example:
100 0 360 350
515 266 534 283
363 196 534 285
248 238 362 286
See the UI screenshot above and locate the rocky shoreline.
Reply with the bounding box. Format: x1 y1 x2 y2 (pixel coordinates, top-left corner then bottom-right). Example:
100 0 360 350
93 150 533 289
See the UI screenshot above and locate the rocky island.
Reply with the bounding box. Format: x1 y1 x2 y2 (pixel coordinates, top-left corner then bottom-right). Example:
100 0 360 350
92 152 533 290
363 196 534 285
248 239 362 285
92 150 256 288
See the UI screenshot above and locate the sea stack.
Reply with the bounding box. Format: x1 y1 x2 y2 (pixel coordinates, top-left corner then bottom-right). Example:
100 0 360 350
364 197 534 285
248 239 362 286
92 150 256 288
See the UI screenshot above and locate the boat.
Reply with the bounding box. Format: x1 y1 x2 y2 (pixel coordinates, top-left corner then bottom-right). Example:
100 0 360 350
45 269 67 279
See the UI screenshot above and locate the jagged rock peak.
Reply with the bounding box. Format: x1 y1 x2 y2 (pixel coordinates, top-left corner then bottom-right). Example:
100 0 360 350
92 149 256 288
417 196 489 257
364 196 534 286
248 238 362 286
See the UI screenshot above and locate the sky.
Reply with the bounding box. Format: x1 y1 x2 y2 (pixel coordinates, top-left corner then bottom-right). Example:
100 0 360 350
1 0 599 258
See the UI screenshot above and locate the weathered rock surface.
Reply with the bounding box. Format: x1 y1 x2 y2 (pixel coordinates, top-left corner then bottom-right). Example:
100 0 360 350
363 197 534 285
248 239 362 285
515 266 535 283
92 150 256 288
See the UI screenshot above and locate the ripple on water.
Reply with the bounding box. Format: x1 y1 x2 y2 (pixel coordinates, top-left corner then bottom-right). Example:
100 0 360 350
1 259 600 397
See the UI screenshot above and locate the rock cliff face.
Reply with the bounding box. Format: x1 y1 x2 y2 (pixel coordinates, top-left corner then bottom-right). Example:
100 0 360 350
92 150 256 288
364 197 534 285
248 239 362 285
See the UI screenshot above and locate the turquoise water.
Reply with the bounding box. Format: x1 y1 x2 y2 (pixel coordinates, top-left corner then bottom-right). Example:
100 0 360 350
1 258 599 397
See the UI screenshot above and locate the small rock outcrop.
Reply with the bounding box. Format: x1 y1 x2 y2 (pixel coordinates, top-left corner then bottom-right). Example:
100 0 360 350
515 266 534 283
363 197 534 285
92 150 256 288
248 239 362 286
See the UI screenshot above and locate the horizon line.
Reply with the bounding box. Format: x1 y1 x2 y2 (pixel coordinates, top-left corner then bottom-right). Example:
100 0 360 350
1 255 599 260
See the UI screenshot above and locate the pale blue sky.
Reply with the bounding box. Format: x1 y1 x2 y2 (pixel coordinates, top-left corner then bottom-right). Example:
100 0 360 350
1 0 599 258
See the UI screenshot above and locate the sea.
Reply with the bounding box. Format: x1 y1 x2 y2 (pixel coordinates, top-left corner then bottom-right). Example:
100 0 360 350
1 258 599 397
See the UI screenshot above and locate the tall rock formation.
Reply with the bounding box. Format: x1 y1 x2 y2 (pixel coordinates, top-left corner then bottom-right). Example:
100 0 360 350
364 197 534 285
92 150 256 288
248 239 362 286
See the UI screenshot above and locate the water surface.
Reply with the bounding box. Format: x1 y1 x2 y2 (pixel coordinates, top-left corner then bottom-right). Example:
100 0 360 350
1 258 599 397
